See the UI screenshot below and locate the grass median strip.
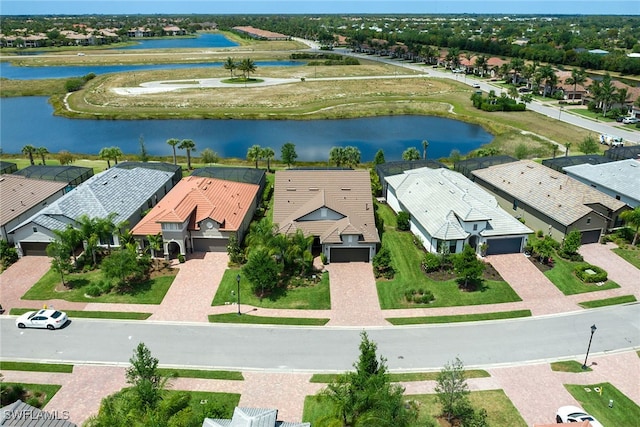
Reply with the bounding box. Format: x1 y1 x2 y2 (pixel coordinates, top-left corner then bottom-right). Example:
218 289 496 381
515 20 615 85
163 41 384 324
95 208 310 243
565 382 640 426
157 368 244 380
386 309 532 325
551 360 591 373
579 295 637 308
310 370 490 383
10 308 152 320
0 361 74 373
208 313 329 326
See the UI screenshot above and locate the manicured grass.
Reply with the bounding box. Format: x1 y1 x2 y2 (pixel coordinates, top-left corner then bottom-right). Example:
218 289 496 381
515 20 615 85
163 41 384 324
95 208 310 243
375 208 521 309
22 268 175 304
612 246 640 269
211 268 330 310
544 256 620 295
0 361 73 373
157 368 243 381
10 307 152 320
386 309 532 325
164 390 240 418
208 313 329 326
1 383 62 408
565 383 640 427
310 370 490 383
550 360 591 373
579 295 637 309
303 390 525 426
221 78 265 84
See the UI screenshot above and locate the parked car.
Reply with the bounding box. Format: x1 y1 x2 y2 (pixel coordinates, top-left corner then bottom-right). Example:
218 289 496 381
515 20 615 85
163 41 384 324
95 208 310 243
622 116 639 124
472 83 481 88
556 406 603 427
15 309 68 330
616 116 624 122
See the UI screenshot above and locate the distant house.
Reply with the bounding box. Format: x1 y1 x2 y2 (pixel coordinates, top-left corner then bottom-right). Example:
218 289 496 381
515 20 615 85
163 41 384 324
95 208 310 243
564 159 640 208
163 26 186 36
10 165 176 256
132 175 260 258
471 160 628 244
0 175 67 243
1 399 77 427
232 26 290 41
203 407 309 427
386 167 532 256
127 27 152 38
273 170 379 263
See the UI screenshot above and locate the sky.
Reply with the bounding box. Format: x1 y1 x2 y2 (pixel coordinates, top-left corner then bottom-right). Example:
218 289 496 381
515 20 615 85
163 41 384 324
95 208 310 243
1 0 637 16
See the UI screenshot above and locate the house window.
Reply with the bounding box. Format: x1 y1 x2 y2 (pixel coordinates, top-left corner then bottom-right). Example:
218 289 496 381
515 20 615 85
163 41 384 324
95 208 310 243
586 217 591 224
32 226 37 232
615 195 620 200
473 224 478 231
449 241 457 254
512 199 518 211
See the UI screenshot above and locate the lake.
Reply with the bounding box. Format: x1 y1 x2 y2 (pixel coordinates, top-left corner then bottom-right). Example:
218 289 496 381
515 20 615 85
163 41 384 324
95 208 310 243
0 97 493 162
117 33 238 50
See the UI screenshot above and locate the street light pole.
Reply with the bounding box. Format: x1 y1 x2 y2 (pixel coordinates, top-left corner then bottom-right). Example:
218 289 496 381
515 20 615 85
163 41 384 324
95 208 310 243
582 324 597 370
236 274 241 316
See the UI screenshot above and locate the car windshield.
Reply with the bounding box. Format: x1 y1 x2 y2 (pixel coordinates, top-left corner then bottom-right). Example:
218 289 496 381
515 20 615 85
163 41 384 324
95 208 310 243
51 311 62 319
27 312 37 319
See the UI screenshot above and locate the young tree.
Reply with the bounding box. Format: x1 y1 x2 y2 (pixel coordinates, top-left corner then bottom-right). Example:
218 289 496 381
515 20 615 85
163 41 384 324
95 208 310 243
435 357 470 424
166 138 180 165
422 139 429 160
396 211 411 231
402 147 421 161
125 342 168 409
58 150 74 166
46 239 73 286
200 147 220 165
281 142 298 167
343 146 361 168
620 206 640 245
138 135 149 162
329 146 346 167
577 135 600 154
238 57 257 80
373 149 386 165
99 147 113 168
242 247 282 298
247 144 263 168
453 244 485 290
562 230 582 255
146 233 164 268
101 244 145 290
178 139 196 170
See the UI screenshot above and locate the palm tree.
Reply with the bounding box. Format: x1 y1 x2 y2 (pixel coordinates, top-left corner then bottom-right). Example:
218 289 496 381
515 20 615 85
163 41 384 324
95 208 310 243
166 138 180 165
620 207 640 246
99 147 113 168
238 58 257 80
111 146 123 165
21 144 36 165
402 147 421 161
422 140 429 160
508 86 519 100
564 68 587 101
537 65 556 97
36 146 49 165
262 147 275 172
474 55 488 77
223 57 237 79
565 142 572 157
616 87 630 114
509 58 524 85
593 73 616 118
178 139 196 170
247 144 263 168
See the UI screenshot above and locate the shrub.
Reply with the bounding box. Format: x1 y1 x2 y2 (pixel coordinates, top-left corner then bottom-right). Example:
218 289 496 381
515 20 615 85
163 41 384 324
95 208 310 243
421 252 442 272
536 230 544 238
418 291 435 304
397 211 410 231
177 254 185 263
574 263 608 283
320 252 328 265
85 284 102 297
412 234 424 249
373 247 395 279
558 249 584 262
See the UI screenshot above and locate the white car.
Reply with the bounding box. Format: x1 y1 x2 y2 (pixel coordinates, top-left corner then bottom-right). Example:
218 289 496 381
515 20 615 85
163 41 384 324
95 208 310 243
472 83 481 88
622 116 638 124
15 309 68 330
556 406 603 427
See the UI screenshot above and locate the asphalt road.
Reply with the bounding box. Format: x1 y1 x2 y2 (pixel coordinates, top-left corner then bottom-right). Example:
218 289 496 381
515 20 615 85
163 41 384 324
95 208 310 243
3 304 639 372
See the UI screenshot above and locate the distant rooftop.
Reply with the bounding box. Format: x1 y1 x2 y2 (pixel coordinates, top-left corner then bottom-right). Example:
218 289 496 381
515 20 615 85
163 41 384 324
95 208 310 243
541 155 612 173
563 159 640 204
13 165 94 187
0 174 67 226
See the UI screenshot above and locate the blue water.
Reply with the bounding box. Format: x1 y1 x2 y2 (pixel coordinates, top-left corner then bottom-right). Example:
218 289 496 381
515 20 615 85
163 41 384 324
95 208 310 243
117 33 238 50
0 97 493 162
0 60 303 80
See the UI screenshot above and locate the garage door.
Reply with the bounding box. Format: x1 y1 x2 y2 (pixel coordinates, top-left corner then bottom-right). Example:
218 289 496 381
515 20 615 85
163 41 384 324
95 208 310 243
192 238 228 252
486 237 523 255
21 242 49 256
330 247 370 263
580 229 601 245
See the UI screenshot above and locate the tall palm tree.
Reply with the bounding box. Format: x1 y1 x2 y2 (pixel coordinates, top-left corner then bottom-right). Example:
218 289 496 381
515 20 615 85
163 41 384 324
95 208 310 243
262 147 275 172
592 73 616 118
620 207 640 246
111 146 123 165
178 139 196 170
166 138 179 165
36 146 49 165
616 87 630 113
564 68 587 101
422 140 429 160
474 55 487 77
537 65 556 97
509 58 524 85
223 57 237 79
21 144 36 165
247 144 263 168
238 58 257 80
99 147 113 168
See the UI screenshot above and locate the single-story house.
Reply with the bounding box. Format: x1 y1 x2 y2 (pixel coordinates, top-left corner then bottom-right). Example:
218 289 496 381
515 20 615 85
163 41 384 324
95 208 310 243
472 160 628 244
386 167 532 256
0 175 67 243
273 170 379 263
563 159 640 208
1 399 77 426
375 159 446 198
131 175 260 258
10 165 176 256
203 407 309 427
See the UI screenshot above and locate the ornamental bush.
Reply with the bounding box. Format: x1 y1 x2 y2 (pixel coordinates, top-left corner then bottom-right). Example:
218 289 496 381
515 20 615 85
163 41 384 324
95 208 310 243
421 252 442 272
574 263 608 283
397 211 411 231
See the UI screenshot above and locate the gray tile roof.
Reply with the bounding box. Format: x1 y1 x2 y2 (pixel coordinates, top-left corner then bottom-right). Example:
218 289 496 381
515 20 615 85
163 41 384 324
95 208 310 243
563 159 640 204
472 160 626 227
0 174 67 225
386 167 531 240
10 167 173 234
1 399 77 426
203 407 310 427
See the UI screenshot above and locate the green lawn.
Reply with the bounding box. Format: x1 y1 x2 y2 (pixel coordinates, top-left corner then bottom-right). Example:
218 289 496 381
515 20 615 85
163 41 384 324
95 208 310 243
164 390 240 419
22 268 175 304
211 268 330 310
612 246 640 269
578 295 637 309
550 361 591 373
0 383 62 408
386 310 531 325
544 256 619 295
10 307 152 320
208 313 329 326
157 368 243 381
565 383 640 426
0 361 74 373
375 220 521 309
303 390 526 426
310 370 490 383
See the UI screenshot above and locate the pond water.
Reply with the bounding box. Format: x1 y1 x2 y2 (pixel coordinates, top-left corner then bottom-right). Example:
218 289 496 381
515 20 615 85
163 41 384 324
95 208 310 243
0 97 493 162
117 33 238 50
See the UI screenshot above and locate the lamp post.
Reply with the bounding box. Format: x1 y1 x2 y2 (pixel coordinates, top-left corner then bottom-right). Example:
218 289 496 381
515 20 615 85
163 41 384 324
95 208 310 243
582 324 597 370
236 274 241 316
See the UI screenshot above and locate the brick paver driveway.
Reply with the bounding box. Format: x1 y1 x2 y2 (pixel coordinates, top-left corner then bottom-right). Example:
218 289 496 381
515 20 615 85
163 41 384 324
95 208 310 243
579 242 640 297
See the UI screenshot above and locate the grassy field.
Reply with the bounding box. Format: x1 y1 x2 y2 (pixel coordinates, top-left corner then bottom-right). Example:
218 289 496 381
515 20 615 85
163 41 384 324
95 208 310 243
0 361 74 373
544 256 620 295
565 383 640 426
211 268 331 310
386 310 532 325
22 268 175 304
612 246 640 269
208 313 329 325
309 370 490 383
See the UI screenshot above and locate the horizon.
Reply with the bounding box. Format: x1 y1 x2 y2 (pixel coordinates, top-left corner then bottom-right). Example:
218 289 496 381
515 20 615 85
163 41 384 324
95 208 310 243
2 1 636 16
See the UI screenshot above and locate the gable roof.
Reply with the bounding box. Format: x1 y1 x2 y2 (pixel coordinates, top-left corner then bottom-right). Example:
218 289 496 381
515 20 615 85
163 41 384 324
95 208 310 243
0 174 67 226
203 407 310 427
10 166 173 234
563 159 640 204
273 170 379 244
1 400 77 427
472 160 626 226
131 175 259 236
386 167 531 240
